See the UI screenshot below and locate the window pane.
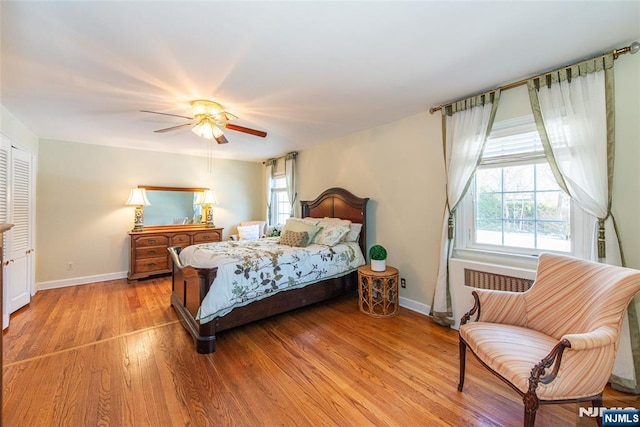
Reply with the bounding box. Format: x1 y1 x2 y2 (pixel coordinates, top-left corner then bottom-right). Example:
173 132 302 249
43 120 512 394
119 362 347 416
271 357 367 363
474 163 570 253
476 168 501 193
504 192 534 220
536 191 569 221
477 193 502 219
476 220 503 245
271 174 290 226
504 165 534 191
504 220 535 248
535 163 560 191
537 221 571 251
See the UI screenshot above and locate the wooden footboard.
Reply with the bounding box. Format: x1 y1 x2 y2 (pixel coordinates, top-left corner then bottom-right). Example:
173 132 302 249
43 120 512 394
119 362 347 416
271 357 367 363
168 246 218 353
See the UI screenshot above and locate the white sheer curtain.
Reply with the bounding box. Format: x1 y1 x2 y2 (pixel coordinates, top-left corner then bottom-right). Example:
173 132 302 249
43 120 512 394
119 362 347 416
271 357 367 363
284 152 297 217
432 91 500 326
264 159 275 224
529 54 639 394
528 54 620 265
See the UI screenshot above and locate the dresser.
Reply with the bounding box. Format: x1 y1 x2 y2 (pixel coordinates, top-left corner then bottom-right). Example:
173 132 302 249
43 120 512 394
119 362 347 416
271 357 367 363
128 226 223 280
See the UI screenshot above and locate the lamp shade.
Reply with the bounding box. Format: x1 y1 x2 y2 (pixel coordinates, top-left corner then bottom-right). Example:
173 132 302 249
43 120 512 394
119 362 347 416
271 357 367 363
201 189 218 205
125 188 151 206
191 118 224 140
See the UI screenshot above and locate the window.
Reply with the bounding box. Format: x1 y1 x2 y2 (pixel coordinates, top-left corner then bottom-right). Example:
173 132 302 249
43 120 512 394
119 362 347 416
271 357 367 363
270 175 290 226
460 116 573 256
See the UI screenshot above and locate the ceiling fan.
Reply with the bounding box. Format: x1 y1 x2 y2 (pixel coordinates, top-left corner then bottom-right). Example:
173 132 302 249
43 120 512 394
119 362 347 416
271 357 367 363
141 100 267 144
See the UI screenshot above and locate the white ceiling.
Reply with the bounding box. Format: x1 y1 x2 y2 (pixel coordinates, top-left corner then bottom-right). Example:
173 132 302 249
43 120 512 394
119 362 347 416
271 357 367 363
1 1 639 162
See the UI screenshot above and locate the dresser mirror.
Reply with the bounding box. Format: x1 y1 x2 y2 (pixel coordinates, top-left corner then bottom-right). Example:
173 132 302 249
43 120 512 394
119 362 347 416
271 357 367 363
139 186 209 228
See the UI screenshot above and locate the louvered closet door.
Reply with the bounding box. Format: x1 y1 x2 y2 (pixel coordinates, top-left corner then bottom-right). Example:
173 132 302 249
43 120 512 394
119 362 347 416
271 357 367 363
0 139 9 328
6 148 32 313
0 140 8 243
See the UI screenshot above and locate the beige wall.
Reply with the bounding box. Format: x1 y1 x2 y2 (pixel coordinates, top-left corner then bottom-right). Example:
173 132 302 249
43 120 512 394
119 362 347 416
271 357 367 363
612 55 640 270
297 112 446 307
36 140 262 285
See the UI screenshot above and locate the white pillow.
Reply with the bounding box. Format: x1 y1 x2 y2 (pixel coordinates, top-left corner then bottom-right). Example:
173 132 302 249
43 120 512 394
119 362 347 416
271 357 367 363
237 224 260 240
312 224 350 246
240 220 266 236
318 218 361 242
343 223 363 242
293 217 321 225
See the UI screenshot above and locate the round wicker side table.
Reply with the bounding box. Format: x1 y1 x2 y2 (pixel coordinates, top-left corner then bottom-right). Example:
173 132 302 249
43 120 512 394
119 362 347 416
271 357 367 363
357 265 399 317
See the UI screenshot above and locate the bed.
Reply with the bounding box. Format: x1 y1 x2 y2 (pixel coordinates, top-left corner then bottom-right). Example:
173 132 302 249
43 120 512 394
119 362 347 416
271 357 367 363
168 187 369 353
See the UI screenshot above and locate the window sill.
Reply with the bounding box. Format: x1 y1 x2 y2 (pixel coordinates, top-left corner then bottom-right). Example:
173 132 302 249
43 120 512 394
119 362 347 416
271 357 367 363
453 248 539 270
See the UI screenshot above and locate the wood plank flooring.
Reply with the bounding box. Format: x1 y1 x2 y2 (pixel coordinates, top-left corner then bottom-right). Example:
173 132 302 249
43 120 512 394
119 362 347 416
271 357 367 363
3 277 637 426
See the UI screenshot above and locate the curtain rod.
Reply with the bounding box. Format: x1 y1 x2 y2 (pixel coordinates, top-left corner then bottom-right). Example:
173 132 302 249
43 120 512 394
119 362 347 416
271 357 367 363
428 41 639 115
262 151 298 165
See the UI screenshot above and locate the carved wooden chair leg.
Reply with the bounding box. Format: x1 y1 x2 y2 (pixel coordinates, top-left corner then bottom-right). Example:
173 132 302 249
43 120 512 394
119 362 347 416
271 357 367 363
458 338 467 392
523 392 539 427
592 395 603 427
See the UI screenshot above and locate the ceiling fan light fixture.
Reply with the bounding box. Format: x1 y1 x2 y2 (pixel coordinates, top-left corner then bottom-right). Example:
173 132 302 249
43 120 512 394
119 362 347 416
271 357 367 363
144 99 266 142
192 117 224 140
191 100 222 117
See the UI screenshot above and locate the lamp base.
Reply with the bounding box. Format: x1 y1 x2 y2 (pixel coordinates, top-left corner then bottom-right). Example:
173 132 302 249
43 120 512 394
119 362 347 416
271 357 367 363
132 206 145 231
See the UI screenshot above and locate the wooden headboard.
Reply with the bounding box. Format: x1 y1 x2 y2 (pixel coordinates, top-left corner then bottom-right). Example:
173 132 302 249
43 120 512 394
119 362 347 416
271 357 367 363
300 187 369 255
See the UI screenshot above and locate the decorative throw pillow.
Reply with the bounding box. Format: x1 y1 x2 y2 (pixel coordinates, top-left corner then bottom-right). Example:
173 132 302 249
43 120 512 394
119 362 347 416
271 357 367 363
237 224 260 240
281 218 322 242
312 224 350 246
280 230 309 247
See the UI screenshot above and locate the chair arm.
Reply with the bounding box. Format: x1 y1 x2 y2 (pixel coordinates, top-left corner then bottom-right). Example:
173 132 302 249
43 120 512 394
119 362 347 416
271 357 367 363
461 289 528 326
529 338 572 390
561 326 618 351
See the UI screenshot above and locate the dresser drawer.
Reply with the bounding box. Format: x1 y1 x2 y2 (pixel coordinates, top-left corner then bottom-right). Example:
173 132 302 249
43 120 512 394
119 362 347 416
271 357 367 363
134 236 169 247
193 230 221 243
135 257 169 273
171 233 191 246
135 246 166 259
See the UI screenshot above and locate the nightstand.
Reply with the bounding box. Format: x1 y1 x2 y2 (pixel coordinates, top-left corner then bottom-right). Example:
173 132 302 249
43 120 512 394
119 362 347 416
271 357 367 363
357 265 399 317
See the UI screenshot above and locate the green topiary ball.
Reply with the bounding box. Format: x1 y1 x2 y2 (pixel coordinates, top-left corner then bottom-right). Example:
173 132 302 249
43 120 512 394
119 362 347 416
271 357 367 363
369 244 387 261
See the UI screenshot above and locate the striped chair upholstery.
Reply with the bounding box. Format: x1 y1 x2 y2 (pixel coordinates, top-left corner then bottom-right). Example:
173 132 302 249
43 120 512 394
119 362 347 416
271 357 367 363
458 253 640 427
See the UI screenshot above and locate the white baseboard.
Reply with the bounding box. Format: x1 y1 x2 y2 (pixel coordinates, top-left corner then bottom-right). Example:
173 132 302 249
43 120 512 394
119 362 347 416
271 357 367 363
399 296 431 317
37 271 128 291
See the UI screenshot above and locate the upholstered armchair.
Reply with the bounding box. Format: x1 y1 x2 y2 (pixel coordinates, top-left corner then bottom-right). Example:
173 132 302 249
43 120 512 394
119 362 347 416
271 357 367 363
458 253 640 427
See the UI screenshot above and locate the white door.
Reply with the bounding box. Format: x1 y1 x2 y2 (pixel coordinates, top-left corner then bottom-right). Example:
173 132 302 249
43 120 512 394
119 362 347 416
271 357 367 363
5 146 33 314
0 138 9 328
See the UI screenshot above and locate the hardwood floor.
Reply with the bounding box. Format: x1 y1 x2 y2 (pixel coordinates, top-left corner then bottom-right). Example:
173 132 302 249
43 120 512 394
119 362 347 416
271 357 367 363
2 277 637 426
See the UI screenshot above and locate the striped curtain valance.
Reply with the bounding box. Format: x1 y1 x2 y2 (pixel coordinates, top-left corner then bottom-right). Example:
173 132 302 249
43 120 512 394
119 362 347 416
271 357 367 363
444 90 499 116
530 53 614 90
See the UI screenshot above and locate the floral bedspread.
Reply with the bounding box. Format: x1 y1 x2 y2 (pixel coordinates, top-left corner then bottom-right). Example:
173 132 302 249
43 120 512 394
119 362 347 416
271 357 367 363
178 237 365 324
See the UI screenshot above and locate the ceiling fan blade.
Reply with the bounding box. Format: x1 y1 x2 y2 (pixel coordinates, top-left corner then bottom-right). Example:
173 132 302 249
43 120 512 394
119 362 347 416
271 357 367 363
216 134 229 144
141 110 194 120
154 122 194 133
225 123 267 138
